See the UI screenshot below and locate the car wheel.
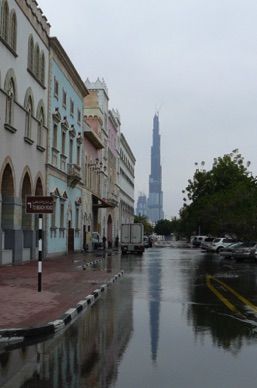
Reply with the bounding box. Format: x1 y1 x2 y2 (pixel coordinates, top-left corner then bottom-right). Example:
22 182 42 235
216 247 222 253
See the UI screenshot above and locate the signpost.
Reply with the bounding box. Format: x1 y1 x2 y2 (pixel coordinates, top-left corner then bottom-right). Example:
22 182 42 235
26 196 54 292
26 196 54 214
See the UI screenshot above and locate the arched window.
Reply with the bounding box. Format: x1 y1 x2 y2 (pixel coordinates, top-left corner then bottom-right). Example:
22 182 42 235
34 44 40 78
5 78 14 125
37 108 44 146
1 1 9 42
28 35 34 71
10 11 17 51
25 96 33 138
40 52 45 84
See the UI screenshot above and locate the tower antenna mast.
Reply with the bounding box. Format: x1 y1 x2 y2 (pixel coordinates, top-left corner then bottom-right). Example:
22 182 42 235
157 103 163 116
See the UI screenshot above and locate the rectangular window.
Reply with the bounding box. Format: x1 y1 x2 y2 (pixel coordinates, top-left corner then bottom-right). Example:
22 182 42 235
62 131 66 154
62 89 67 108
69 138 73 163
51 201 56 228
53 124 58 148
70 99 74 116
77 145 80 166
54 78 59 98
60 203 64 228
77 109 81 124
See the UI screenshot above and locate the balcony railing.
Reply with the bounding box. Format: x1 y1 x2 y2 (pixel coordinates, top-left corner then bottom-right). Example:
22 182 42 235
67 163 81 188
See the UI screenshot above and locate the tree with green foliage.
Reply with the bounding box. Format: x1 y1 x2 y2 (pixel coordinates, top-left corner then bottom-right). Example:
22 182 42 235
180 150 257 241
154 219 173 237
134 215 153 235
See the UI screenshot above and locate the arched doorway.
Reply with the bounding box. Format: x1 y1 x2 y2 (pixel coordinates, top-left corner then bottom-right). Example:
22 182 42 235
21 172 32 230
67 207 74 253
35 177 43 196
1 163 15 263
21 172 33 261
107 214 112 247
1 163 15 230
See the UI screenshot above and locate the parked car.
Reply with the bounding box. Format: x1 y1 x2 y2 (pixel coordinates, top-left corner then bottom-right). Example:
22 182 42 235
92 232 103 249
206 237 236 253
191 236 208 248
143 236 152 248
200 237 215 251
231 242 257 262
219 242 243 259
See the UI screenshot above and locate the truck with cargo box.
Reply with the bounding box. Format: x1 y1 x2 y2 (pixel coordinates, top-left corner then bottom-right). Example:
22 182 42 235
121 223 144 254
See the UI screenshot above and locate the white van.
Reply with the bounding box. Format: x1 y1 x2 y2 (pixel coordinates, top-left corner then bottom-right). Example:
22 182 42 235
191 236 208 248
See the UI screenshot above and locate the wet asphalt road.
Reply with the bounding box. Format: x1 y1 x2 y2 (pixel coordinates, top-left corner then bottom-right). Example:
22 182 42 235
1 246 257 387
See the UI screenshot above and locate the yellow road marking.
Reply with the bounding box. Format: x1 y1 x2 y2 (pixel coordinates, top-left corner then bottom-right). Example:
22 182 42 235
206 275 257 318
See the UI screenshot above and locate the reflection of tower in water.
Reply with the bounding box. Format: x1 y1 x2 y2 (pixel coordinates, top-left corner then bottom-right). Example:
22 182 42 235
149 257 162 362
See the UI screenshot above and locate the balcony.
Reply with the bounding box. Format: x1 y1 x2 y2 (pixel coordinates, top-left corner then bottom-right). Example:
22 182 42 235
84 127 104 149
67 163 81 188
106 192 119 208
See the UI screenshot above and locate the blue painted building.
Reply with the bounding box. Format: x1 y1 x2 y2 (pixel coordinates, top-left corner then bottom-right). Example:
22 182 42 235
46 37 89 256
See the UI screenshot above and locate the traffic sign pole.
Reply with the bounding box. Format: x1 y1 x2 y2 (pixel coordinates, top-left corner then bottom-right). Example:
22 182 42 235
25 196 53 292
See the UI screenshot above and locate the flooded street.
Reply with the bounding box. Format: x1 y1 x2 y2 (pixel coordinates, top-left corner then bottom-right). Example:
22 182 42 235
2 246 257 387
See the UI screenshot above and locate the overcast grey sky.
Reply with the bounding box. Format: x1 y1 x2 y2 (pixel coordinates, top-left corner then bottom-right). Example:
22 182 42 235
39 0 257 218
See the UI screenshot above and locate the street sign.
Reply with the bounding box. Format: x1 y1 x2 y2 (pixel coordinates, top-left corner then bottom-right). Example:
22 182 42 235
26 196 54 214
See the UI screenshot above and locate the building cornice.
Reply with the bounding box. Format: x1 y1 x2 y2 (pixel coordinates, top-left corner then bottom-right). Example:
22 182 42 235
49 37 89 98
121 133 136 163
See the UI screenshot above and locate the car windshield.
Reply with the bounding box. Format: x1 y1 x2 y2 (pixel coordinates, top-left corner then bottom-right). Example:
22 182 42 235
239 242 256 248
213 238 221 243
228 242 242 248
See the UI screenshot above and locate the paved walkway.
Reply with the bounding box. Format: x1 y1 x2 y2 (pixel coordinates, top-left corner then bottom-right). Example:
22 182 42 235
0 250 123 342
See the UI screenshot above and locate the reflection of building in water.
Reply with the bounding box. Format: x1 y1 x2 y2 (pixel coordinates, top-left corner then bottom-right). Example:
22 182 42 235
79 278 134 386
1 277 133 387
149 258 162 362
0 345 38 387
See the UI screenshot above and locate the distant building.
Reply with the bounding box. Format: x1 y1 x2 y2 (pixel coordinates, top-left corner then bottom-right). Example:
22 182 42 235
84 78 113 247
147 113 164 222
119 133 136 226
136 192 148 217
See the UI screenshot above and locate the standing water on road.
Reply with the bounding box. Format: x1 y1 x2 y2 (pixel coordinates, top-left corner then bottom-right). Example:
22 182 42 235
1 247 257 387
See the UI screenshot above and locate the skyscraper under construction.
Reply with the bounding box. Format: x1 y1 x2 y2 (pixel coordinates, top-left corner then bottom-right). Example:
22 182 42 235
147 113 164 222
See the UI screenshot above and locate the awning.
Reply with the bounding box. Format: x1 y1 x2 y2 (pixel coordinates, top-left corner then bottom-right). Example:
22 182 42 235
92 193 113 208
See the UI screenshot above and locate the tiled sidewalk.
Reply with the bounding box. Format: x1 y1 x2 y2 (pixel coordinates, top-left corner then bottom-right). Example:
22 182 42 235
0 251 123 339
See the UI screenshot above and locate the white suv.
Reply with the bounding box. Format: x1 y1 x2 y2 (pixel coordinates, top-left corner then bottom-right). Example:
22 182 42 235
207 237 235 253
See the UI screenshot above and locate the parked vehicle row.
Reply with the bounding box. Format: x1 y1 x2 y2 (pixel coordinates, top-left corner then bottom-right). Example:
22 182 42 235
192 236 235 252
204 237 236 253
220 242 257 262
200 237 215 250
219 242 243 258
194 236 257 262
193 237 235 253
